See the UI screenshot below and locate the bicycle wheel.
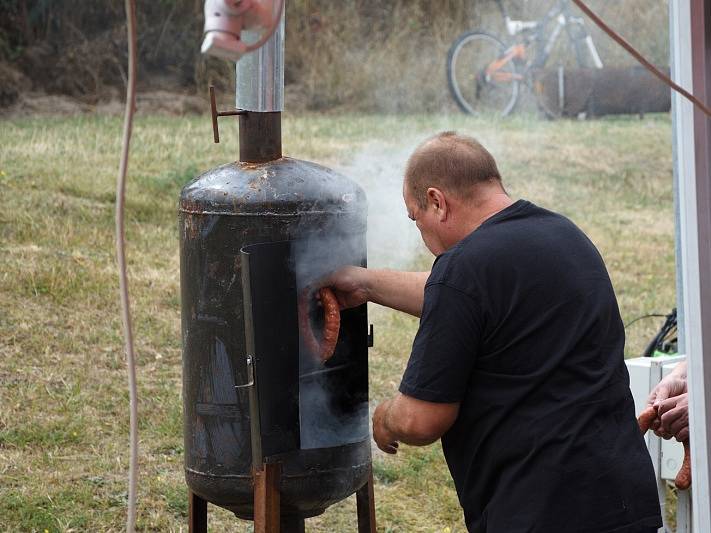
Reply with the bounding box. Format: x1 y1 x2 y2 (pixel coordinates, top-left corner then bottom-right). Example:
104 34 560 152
447 31 520 116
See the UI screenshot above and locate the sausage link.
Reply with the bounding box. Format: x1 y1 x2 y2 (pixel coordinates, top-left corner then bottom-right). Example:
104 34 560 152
298 288 321 359
298 286 341 363
637 406 657 434
675 440 691 490
318 287 340 362
637 406 692 490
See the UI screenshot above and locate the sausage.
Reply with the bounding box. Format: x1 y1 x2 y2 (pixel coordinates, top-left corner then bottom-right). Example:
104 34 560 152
637 406 692 490
298 286 341 363
298 289 320 358
637 406 657 434
318 287 340 361
675 440 691 490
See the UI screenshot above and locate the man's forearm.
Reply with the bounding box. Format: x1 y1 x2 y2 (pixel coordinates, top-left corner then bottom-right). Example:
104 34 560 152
379 398 438 446
366 269 429 317
375 394 459 448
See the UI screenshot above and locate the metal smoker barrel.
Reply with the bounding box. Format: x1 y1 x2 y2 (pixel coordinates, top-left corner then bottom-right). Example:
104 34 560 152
179 156 371 520
180 9 371 525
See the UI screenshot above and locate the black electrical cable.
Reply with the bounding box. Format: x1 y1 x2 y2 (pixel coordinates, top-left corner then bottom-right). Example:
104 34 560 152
641 309 677 357
623 313 667 330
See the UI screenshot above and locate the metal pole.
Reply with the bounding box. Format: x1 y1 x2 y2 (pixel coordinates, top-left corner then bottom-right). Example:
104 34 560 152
236 4 285 112
235 3 284 163
671 0 711 530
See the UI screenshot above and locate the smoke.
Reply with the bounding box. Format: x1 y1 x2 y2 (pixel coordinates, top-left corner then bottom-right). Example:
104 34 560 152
299 375 369 449
290 140 428 450
335 142 426 270
291 233 369 450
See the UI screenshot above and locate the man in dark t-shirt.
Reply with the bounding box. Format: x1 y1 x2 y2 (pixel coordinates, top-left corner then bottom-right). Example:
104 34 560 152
328 132 662 532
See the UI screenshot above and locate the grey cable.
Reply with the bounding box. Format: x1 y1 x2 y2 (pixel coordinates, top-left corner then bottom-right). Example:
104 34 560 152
116 0 138 530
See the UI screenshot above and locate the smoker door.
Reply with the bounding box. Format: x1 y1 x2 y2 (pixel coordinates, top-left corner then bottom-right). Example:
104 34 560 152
242 238 369 457
241 240 301 460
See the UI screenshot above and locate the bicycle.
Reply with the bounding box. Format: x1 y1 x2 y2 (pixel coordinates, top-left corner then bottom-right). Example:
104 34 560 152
447 0 604 117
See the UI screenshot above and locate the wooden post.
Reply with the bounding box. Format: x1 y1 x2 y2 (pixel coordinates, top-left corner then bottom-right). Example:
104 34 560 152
188 491 208 533
356 468 377 533
254 462 282 533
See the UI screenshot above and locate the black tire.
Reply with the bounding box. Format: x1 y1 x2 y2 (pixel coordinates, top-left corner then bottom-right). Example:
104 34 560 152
446 31 520 116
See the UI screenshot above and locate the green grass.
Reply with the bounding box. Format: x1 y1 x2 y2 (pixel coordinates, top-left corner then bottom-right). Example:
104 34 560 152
0 112 675 532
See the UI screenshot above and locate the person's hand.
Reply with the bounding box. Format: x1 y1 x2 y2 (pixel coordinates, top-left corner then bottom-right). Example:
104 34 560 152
657 392 690 442
373 400 399 454
322 266 370 310
646 371 687 437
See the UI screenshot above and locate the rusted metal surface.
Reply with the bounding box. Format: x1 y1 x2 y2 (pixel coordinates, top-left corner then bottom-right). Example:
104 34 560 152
356 467 377 533
180 156 371 519
189 491 208 533
209 85 246 144
239 111 282 163
180 158 365 217
254 463 281 533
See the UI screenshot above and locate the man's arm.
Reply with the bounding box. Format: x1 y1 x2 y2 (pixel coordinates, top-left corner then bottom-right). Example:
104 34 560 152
372 393 459 454
326 266 430 317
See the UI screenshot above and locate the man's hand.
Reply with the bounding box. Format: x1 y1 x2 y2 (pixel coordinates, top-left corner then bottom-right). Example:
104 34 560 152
646 361 687 437
657 392 690 442
647 374 687 407
373 400 399 454
372 393 459 455
324 266 371 310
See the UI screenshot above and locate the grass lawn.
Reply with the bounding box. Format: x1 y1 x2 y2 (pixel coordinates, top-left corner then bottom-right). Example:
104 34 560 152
0 112 675 532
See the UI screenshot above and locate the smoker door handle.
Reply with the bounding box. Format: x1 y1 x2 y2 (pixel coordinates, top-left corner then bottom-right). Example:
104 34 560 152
234 353 263 467
234 354 255 388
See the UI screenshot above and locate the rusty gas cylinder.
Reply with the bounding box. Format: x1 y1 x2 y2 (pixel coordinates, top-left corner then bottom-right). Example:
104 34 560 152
179 150 371 519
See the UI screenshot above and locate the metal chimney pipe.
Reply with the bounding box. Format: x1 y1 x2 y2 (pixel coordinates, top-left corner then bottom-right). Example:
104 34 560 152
236 4 284 163
236 6 285 112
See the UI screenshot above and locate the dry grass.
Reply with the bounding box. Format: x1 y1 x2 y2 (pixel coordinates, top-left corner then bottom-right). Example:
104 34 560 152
0 111 674 532
284 0 669 113
2 0 669 114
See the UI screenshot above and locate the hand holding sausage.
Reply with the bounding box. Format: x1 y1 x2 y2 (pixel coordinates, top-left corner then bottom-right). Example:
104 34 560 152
637 405 691 490
323 266 371 311
637 406 657 434
646 361 687 436
298 286 341 363
656 392 689 442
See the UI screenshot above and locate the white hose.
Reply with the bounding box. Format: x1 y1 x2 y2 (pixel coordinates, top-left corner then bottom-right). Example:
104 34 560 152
116 0 138 530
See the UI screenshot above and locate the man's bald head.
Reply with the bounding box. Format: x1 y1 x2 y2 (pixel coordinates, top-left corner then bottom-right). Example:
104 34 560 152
404 132 502 208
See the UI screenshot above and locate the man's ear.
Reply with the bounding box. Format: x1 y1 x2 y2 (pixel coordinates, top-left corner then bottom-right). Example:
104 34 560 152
426 187 448 221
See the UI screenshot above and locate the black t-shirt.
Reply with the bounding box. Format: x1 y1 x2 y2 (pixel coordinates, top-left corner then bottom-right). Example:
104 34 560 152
399 200 662 533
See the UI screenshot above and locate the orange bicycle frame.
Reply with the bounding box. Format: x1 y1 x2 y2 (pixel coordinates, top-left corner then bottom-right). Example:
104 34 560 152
485 44 526 82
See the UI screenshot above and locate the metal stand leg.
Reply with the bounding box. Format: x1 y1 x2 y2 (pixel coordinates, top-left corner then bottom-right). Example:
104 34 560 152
189 490 208 533
254 462 282 533
356 467 377 533
280 515 305 533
